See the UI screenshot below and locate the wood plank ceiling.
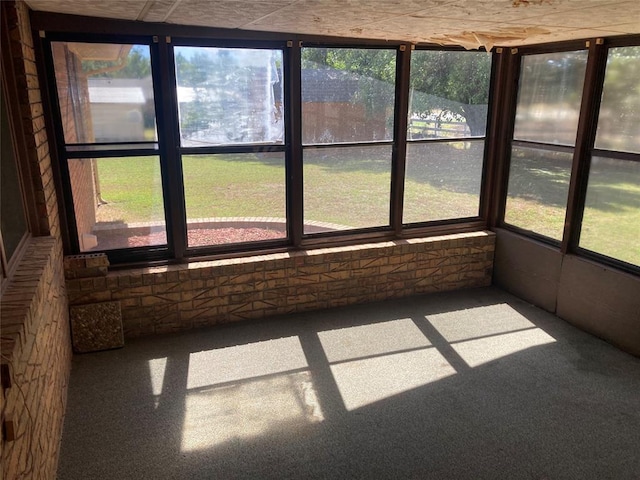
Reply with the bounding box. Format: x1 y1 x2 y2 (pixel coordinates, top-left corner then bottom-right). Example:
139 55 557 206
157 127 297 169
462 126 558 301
25 0 640 49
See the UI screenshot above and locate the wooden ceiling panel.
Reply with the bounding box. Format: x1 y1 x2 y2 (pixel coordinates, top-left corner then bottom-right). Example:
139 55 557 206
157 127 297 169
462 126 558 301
25 0 640 49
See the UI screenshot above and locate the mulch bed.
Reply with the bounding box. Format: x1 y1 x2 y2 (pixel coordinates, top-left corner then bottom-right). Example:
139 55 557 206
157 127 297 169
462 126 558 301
93 227 284 250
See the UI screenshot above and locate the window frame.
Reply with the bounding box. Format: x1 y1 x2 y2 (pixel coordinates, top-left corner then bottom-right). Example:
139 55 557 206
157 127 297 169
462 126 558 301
42 33 174 264
494 37 640 276
171 39 292 256
300 43 400 238
403 46 493 227
0 6 39 291
572 39 640 271
35 14 495 266
500 44 589 245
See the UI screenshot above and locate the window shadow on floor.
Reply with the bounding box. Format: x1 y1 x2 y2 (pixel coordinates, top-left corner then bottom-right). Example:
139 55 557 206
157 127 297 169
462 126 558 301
57 286 640 480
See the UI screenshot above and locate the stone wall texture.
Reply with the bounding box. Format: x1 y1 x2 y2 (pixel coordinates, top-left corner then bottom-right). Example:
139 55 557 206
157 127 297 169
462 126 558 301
66 231 495 338
1 239 71 479
1 2 72 479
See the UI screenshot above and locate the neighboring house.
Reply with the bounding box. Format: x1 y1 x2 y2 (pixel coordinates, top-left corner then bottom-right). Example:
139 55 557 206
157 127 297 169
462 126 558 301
87 78 149 142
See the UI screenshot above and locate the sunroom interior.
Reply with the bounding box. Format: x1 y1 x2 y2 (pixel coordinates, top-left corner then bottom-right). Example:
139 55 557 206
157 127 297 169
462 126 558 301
1 0 639 478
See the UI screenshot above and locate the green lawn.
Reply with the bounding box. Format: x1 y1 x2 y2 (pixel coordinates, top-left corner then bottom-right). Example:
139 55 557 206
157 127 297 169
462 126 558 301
92 148 639 266
504 150 639 266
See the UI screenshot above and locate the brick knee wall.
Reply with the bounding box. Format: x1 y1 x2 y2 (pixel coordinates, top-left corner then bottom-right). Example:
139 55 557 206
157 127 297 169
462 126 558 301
66 231 495 339
1 238 72 480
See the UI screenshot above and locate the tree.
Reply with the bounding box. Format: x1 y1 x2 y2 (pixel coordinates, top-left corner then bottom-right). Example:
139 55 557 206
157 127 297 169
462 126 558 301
301 48 492 137
81 45 151 79
596 46 640 151
175 50 224 138
408 50 490 137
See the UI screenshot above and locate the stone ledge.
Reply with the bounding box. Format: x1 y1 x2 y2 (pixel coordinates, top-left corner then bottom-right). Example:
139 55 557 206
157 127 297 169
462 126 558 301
65 231 496 338
63 253 109 279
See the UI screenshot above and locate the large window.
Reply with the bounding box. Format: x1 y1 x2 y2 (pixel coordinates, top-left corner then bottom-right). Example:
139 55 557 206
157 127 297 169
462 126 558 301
42 29 494 264
50 41 167 253
579 46 640 267
1 85 29 273
301 47 396 234
504 50 588 240
174 46 287 248
404 50 490 224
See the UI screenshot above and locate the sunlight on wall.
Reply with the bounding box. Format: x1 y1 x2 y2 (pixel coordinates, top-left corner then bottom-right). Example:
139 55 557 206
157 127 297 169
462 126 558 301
319 319 454 411
181 337 323 452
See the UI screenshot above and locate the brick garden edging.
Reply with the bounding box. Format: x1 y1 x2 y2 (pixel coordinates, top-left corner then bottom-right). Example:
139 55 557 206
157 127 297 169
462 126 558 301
65 231 495 339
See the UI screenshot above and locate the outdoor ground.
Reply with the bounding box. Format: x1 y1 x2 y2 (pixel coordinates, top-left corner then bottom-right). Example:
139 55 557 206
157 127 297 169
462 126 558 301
86 145 638 265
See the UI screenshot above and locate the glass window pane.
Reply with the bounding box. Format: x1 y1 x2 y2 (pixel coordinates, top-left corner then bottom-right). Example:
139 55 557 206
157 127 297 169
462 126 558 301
1 88 28 262
408 51 490 139
69 156 166 251
513 51 588 146
579 156 640 267
182 153 286 247
403 141 484 224
174 47 284 147
504 146 573 240
301 48 396 144
51 42 157 144
595 46 640 154
303 145 391 233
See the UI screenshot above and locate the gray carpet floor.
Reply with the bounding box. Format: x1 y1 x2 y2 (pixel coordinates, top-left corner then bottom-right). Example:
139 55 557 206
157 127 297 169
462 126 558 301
57 286 640 480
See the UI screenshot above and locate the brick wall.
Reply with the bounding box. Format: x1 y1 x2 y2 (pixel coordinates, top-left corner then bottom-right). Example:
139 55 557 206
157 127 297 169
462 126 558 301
51 42 96 243
1 2 72 479
66 231 495 338
1 239 70 479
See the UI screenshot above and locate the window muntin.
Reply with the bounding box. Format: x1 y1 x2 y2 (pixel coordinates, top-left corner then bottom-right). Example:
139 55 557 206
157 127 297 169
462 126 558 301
408 50 490 139
594 46 640 154
51 42 157 144
303 145 392 233
513 51 588 147
579 156 640 267
69 156 167 252
174 47 284 147
1 87 28 263
301 47 396 144
403 141 484 224
182 153 287 247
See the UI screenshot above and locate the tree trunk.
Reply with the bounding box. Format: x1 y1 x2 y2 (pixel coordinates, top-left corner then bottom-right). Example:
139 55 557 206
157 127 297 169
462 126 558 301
462 104 488 137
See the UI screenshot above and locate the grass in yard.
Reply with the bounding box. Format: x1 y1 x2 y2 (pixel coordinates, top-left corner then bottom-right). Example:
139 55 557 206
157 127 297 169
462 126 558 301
182 153 285 220
303 146 392 228
504 149 639 266
579 158 640 266
94 156 165 224
93 148 639 266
